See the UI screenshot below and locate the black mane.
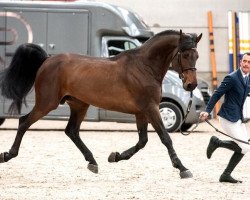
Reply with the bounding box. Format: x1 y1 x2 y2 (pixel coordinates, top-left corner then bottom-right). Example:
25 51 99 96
155 30 198 51
154 30 180 37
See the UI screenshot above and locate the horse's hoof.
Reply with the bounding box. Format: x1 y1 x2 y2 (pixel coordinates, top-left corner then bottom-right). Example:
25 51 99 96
87 163 98 174
0 153 5 163
180 170 193 179
108 152 118 162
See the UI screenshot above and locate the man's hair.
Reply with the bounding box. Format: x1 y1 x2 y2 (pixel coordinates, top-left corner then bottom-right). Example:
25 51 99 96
242 52 250 58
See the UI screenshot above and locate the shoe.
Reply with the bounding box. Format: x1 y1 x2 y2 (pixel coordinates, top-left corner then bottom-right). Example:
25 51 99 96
207 136 219 159
219 173 242 183
219 152 244 183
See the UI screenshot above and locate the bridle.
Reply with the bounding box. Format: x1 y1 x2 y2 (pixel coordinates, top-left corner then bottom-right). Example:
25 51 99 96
171 47 197 81
170 36 198 135
170 48 197 136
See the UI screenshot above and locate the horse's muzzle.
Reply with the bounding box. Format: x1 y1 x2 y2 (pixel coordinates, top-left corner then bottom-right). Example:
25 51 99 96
184 83 197 91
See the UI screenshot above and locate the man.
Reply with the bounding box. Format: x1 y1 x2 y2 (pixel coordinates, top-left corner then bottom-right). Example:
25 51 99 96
200 52 250 183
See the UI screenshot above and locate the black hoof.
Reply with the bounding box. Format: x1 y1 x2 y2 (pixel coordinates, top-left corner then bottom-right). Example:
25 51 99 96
108 152 119 162
87 163 98 174
180 170 193 179
0 153 4 163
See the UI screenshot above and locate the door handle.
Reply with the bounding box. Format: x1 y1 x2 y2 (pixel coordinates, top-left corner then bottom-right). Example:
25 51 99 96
49 43 55 49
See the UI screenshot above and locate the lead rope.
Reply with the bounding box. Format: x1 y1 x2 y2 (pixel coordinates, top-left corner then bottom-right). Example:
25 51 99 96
180 101 250 145
204 119 250 145
180 92 195 135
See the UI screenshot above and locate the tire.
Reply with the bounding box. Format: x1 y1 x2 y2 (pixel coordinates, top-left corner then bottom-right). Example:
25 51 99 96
0 118 5 126
159 102 183 133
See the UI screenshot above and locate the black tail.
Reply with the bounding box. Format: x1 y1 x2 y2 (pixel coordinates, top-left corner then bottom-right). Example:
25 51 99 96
0 43 48 114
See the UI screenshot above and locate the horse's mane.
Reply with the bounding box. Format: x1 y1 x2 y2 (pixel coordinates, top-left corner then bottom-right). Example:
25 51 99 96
108 48 137 61
151 30 198 51
154 30 180 37
109 30 183 60
142 30 180 47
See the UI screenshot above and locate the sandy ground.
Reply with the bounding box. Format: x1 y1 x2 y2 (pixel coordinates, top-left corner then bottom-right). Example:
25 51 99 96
0 119 249 200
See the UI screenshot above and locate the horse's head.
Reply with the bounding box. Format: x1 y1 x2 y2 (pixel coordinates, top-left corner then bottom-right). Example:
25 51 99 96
171 30 202 91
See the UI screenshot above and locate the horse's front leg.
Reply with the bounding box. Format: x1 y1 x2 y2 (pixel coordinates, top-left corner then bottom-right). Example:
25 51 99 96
108 113 148 162
146 105 192 179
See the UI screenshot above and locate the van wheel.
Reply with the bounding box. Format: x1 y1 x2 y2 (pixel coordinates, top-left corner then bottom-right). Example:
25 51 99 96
0 118 5 126
159 102 183 133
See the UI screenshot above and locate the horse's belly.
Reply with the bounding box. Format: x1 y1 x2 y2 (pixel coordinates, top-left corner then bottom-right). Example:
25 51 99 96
88 95 139 114
72 87 140 114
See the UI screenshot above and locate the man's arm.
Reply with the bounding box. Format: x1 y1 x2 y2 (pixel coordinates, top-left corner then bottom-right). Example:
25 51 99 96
200 75 233 121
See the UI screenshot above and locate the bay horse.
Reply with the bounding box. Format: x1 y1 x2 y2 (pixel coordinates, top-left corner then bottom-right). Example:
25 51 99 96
0 30 202 178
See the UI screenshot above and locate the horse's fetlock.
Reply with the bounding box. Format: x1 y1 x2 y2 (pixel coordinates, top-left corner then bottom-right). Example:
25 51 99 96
171 157 180 168
169 153 180 168
2 151 17 162
9 150 18 158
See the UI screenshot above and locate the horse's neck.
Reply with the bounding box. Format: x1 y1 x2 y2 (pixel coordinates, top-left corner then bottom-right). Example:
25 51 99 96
140 39 178 83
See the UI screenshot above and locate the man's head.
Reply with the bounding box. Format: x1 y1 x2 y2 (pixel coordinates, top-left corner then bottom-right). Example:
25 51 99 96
240 52 250 75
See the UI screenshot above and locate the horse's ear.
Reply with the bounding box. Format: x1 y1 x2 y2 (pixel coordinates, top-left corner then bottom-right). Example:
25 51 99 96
196 33 202 43
179 29 183 41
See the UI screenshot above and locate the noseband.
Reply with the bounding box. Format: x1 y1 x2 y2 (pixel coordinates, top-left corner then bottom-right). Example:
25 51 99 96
172 48 197 80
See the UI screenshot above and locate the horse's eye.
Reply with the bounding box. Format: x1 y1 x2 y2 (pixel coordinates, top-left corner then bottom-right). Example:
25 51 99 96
183 52 189 59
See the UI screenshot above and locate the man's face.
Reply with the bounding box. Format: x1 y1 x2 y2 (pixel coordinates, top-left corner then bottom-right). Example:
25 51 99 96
240 54 250 74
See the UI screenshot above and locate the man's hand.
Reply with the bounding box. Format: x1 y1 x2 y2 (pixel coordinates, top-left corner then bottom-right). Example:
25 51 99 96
199 111 209 121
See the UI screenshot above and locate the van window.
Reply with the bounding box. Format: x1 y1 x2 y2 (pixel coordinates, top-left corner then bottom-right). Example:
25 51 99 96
101 36 141 58
107 40 137 56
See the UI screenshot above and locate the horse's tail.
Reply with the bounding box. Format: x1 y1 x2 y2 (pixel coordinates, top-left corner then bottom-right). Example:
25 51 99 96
0 43 48 114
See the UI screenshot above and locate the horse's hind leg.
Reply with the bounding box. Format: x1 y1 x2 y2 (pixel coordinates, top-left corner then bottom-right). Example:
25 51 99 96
108 113 148 162
146 105 192 179
65 99 98 173
0 105 53 163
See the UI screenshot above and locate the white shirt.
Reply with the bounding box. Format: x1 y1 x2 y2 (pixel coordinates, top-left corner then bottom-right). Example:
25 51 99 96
240 68 249 78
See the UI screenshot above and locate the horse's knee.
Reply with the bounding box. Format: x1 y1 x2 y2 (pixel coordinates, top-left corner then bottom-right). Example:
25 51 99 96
65 126 79 139
65 128 73 138
159 134 173 146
